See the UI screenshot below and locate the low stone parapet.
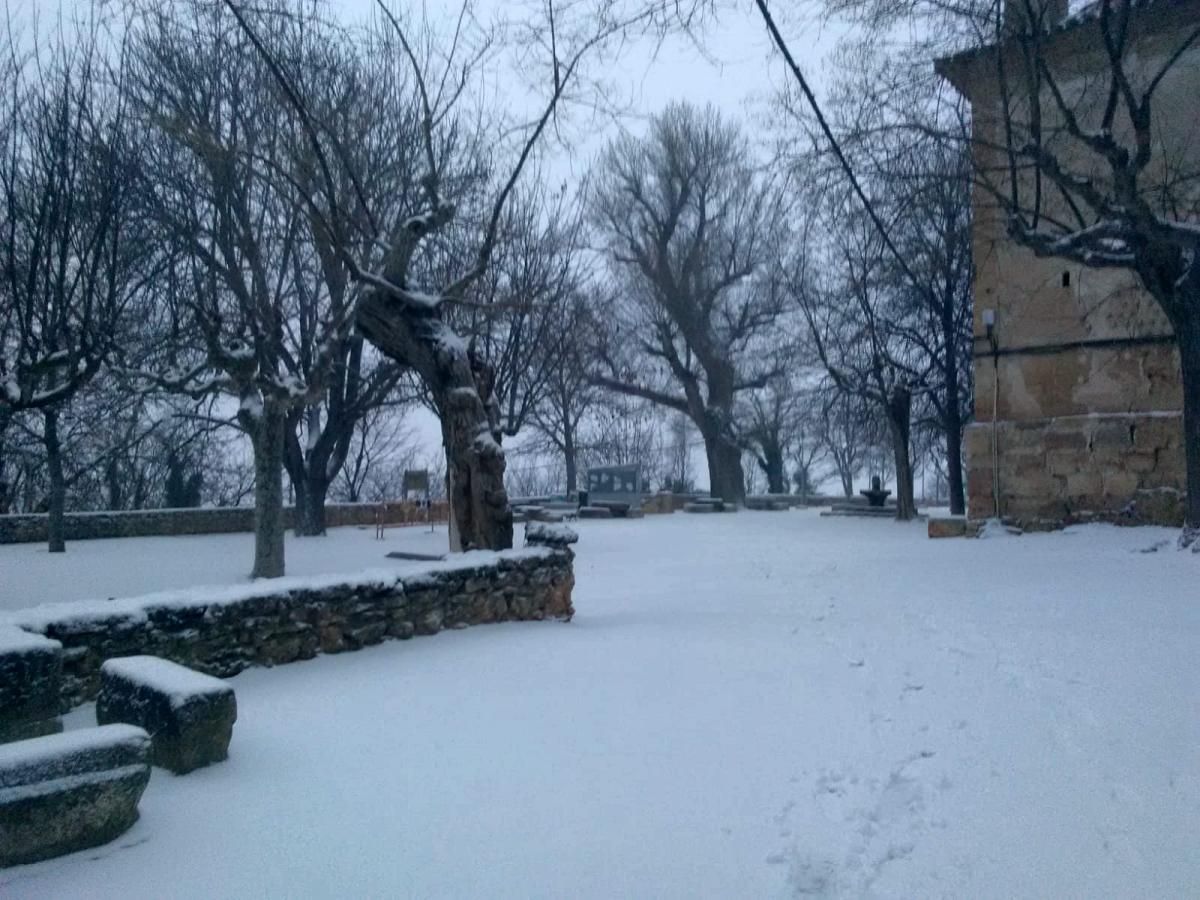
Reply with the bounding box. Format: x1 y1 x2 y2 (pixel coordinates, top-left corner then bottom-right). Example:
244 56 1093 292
0 501 450 545
98 657 237 774
0 724 151 867
1 544 575 707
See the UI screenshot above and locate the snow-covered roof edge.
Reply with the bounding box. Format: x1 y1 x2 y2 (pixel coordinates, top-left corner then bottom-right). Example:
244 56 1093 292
935 0 1200 96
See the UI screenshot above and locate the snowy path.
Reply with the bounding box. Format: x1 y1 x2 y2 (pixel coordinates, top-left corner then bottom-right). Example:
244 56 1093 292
2 511 1197 898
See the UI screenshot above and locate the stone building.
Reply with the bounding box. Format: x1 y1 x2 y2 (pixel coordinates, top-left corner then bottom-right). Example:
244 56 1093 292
936 0 1199 528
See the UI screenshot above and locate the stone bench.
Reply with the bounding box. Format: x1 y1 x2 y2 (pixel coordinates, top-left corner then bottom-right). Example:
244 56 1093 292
97 656 237 774
525 522 579 549
578 506 613 519
0 627 64 744
0 724 151 867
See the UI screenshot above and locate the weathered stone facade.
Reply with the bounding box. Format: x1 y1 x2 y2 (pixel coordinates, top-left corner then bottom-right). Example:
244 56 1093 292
1 546 574 708
964 413 1185 528
0 501 449 545
938 3 1199 528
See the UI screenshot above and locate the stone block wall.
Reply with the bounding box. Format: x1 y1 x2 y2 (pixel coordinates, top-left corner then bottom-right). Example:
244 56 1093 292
1 546 574 708
964 413 1186 528
0 501 450 545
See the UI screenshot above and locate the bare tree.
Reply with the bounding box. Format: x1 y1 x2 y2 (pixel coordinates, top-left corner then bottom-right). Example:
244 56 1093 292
0 18 149 551
741 372 812 495
126 1 423 572
590 102 787 502
333 403 419 503
790 398 829 501
528 294 602 494
792 201 922 520
452 181 588 443
814 386 872 497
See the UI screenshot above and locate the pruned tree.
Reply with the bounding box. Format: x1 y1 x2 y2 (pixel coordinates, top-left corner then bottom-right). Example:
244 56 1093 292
590 102 787 503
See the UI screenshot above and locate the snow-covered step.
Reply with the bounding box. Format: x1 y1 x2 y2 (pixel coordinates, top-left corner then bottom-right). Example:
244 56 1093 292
0 724 151 867
0 626 63 744
97 656 237 774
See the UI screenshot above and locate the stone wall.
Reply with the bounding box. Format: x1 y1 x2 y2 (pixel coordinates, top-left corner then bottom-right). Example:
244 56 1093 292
1 544 574 708
964 413 1186 528
0 501 450 545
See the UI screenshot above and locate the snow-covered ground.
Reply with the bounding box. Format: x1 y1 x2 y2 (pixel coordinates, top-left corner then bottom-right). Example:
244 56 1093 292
2 511 1197 898
0 524 450 612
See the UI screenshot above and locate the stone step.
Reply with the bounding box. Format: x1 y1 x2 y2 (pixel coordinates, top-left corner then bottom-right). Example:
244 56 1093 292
0 724 151 867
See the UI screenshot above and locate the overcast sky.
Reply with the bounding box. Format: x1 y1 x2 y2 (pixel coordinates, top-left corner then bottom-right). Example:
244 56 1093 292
328 1 846 476
29 0 846 487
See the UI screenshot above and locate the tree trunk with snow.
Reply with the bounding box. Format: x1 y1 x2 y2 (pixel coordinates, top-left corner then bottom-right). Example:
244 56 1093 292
1171 311 1200 537
941 300 967 516
292 475 329 537
563 427 578 497
702 427 746 504
944 402 966 516
358 295 512 553
250 403 287 578
755 442 787 495
885 385 917 522
44 406 66 553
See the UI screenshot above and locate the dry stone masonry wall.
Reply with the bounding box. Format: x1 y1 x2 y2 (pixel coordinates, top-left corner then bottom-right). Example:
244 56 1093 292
964 413 1186 528
0 501 450 544
1 543 575 709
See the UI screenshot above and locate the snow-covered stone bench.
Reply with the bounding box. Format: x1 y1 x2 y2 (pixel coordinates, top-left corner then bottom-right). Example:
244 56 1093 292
0 627 63 744
524 521 579 549
97 656 237 774
0 724 151 867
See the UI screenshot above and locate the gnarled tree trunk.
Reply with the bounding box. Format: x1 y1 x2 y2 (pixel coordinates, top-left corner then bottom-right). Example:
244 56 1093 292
291 475 329 537
703 428 746 503
358 295 512 552
756 443 787 495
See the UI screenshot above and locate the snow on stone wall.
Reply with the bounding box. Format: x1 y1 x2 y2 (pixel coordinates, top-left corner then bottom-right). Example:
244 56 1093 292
0 502 450 544
1 547 574 707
